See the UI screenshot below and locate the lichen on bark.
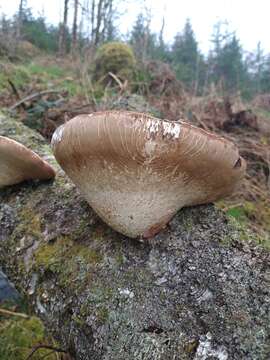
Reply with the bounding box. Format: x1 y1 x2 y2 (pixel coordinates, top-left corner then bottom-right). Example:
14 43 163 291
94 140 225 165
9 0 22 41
0 112 269 360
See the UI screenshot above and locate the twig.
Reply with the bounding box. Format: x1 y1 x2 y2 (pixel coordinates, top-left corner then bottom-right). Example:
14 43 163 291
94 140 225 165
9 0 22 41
39 350 57 360
192 111 210 130
25 344 67 360
108 72 123 89
0 307 29 319
7 79 27 110
48 103 93 115
9 90 61 111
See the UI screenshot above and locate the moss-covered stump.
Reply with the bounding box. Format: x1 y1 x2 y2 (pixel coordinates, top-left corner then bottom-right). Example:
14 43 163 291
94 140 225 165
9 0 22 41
93 42 136 86
0 112 269 360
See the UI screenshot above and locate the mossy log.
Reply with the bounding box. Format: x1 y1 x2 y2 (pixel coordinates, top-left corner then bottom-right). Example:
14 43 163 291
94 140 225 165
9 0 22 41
0 112 269 360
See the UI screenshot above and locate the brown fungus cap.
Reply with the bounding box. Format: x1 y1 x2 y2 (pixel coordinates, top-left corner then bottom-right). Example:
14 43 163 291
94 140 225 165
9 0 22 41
0 136 55 188
51 111 246 238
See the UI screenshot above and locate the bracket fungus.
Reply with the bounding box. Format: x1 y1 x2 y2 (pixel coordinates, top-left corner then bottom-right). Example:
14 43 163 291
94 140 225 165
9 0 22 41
51 111 246 238
0 136 55 188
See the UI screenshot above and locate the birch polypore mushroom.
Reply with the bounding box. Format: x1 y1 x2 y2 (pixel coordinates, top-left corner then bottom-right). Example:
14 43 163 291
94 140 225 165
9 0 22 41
0 136 55 188
51 111 246 238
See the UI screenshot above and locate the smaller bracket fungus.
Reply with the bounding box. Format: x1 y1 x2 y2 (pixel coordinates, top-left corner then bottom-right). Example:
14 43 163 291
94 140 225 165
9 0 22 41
51 111 246 239
0 136 55 188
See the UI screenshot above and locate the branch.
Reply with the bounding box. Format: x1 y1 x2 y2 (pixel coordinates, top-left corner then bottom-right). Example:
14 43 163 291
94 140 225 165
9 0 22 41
0 307 29 319
7 79 27 110
9 90 62 112
108 72 124 90
25 344 67 360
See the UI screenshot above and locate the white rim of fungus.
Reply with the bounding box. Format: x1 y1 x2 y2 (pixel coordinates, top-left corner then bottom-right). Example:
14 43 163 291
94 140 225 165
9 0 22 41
51 125 64 147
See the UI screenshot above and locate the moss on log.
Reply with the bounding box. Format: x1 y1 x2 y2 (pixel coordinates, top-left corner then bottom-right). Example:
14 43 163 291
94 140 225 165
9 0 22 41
0 112 269 360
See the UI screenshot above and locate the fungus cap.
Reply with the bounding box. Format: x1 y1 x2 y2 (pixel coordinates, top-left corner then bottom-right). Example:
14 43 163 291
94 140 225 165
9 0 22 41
51 111 246 238
0 136 55 188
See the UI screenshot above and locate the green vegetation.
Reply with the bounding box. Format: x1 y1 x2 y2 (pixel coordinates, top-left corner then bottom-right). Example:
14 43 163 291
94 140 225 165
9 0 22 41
34 236 102 289
35 236 102 271
93 42 136 85
225 201 270 229
0 65 30 91
253 107 270 120
27 63 66 78
0 62 59 89
221 201 270 249
0 313 56 360
226 205 247 222
171 19 203 90
11 206 42 247
1 3 270 97
0 61 82 100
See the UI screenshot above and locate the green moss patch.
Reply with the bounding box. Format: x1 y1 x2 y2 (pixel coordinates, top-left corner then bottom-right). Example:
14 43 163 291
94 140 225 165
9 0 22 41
34 236 103 289
0 315 56 360
226 205 247 222
35 237 102 270
217 200 270 249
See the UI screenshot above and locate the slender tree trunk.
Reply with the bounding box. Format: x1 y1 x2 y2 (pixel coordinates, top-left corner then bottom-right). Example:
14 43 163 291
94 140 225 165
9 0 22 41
100 0 111 42
58 0 69 56
141 7 152 63
94 0 104 46
89 0 115 46
72 0 79 54
193 52 200 96
16 0 25 40
91 0 96 44
256 42 263 95
159 15 165 48
106 0 114 41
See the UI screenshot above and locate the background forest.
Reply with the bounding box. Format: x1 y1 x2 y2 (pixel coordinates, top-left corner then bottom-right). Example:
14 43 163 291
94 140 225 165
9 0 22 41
1 0 270 97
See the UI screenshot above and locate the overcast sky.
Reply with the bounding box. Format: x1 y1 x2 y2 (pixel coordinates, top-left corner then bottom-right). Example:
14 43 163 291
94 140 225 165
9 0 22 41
1 0 269 54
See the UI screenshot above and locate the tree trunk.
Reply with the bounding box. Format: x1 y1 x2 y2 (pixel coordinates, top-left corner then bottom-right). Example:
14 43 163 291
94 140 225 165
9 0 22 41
100 0 111 43
72 0 79 54
94 0 104 46
58 0 69 56
15 0 25 40
0 112 269 360
159 14 165 48
193 52 200 97
90 0 96 43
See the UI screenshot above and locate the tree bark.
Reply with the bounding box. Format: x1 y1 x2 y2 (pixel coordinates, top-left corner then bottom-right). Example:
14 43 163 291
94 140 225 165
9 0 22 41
58 0 69 56
0 112 269 360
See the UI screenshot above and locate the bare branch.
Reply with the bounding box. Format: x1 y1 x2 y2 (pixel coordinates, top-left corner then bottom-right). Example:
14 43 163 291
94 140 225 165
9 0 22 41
0 307 29 319
9 90 62 112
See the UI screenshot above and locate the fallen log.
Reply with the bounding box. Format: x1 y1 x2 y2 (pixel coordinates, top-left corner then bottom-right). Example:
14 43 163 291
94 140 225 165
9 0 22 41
0 112 269 360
